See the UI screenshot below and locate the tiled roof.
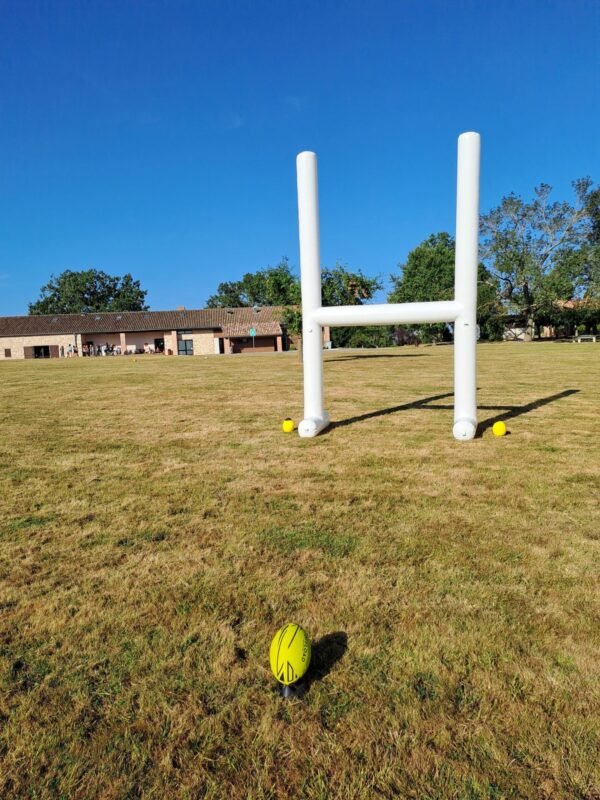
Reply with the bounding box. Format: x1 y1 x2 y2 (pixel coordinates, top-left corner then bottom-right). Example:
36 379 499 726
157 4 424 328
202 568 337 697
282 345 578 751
556 298 600 310
221 321 282 337
0 307 287 337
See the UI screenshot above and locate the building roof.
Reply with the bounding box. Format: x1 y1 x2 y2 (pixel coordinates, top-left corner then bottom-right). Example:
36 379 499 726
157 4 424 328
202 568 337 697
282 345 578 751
221 321 282 337
556 298 600 310
0 307 286 337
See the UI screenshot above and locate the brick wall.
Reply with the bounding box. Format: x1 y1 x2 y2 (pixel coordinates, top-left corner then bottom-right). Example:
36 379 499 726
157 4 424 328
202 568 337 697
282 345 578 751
181 332 215 355
0 334 79 360
2 329 236 359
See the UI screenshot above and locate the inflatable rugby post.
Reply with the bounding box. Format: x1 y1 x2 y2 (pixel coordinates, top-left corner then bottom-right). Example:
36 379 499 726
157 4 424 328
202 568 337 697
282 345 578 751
296 132 481 441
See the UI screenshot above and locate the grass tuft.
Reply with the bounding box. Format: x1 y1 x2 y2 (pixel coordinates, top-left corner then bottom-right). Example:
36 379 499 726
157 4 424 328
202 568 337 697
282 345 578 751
259 524 357 557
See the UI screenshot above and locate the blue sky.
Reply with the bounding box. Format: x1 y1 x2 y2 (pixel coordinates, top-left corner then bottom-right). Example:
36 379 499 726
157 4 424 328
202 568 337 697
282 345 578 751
1 0 598 314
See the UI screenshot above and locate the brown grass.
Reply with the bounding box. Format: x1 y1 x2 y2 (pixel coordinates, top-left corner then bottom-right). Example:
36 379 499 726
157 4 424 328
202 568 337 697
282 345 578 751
1 342 599 799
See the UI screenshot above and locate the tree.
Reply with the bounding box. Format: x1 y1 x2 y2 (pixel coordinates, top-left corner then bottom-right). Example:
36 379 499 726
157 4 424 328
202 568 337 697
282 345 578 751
206 259 300 308
208 259 382 349
549 187 600 334
343 326 394 348
29 269 148 315
480 179 594 340
390 232 456 306
282 265 383 350
580 186 600 301
388 232 503 341
320 264 382 347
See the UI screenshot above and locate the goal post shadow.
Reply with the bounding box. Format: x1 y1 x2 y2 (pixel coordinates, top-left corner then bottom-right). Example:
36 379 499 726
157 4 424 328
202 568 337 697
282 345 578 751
324 389 580 437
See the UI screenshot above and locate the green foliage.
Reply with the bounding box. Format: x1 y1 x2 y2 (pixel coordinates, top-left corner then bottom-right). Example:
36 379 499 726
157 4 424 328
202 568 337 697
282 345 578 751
390 232 456 305
205 259 300 308
477 270 505 341
547 189 600 332
281 306 302 338
388 232 454 342
344 326 394 348
576 187 600 303
389 233 504 341
550 295 600 334
28 269 148 315
321 264 381 307
208 259 383 347
321 265 382 347
586 186 600 247
480 179 596 337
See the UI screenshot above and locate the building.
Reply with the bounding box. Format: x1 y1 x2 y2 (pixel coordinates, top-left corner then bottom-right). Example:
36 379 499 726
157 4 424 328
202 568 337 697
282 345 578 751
502 299 600 341
0 307 289 360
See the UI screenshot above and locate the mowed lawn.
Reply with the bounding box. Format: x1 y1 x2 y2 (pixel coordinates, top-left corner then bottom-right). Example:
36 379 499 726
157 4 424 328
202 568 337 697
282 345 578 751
1 343 599 800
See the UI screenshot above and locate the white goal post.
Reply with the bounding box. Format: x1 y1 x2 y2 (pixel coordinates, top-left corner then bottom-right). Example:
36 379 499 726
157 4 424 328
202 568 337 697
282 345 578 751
295 131 480 441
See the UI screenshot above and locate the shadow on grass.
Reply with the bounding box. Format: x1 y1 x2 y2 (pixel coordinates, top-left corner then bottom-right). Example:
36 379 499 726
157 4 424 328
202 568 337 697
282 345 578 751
308 631 348 684
329 392 454 430
476 389 580 436
278 632 348 700
326 353 429 361
328 389 580 434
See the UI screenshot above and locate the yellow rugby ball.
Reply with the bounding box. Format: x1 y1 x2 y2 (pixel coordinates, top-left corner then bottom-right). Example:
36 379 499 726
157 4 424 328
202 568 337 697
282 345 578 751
269 623 311 685
492 421 507 437
282 418 295 433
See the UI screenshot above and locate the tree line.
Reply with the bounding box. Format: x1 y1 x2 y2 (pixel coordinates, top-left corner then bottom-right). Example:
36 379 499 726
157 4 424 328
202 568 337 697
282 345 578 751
28 177 599 344
205 177 599 344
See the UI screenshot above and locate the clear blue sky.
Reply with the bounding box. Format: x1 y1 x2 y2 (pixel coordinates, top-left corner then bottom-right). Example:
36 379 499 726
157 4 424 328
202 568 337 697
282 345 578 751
1 0 598 314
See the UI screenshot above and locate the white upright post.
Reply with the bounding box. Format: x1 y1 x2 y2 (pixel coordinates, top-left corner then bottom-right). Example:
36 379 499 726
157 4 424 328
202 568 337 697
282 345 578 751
296 151 329 437
452 132 480 441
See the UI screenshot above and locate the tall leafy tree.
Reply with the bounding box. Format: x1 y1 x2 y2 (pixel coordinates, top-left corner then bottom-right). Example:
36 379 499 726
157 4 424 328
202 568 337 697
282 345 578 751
208 259 382 348
390 232 456 307
544 187 600 334
480 179 594 339
321 264 383 347
206 259 300 308
581 186 600 300
389 232 503 341
283 264 382 348
29 269 148 315
321 265 380 307
343 325 395 348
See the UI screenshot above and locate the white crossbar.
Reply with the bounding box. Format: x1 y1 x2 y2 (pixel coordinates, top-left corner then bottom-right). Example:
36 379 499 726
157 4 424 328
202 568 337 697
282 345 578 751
311 301 463 327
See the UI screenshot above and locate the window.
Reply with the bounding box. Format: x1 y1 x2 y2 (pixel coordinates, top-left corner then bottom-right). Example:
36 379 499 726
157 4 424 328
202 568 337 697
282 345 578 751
178 340 194 356
178 329 192 335
4 349 11 358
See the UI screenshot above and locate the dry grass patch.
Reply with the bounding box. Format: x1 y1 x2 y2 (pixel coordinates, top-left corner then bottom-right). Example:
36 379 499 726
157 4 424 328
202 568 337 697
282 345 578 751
1 343 599 799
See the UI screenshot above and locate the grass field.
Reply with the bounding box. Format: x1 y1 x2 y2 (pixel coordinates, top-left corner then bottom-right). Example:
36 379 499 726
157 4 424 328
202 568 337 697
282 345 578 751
1 343 599 800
